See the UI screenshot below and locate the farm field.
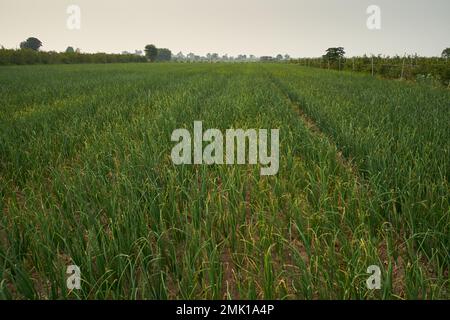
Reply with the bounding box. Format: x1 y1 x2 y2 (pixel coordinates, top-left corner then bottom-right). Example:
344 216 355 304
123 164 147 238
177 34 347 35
0 63 448 299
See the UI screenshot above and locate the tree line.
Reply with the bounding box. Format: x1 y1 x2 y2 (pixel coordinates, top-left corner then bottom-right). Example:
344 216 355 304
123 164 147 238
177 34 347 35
0 37 291 65
0 48 147 65
0 37 147 65
170 53 290 63
2 37 449 84
291 47 450 87
1 38 176 65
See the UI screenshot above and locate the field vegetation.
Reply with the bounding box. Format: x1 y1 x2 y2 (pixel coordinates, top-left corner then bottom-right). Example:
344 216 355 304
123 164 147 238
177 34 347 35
0 63 448 299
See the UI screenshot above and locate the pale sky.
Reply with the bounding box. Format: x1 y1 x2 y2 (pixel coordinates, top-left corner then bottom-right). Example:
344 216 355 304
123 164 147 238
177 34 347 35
0 0 449 57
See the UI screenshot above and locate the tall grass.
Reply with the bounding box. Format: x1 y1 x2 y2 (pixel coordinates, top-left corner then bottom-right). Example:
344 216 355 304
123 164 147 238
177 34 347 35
267 64 449 278
0 63 448 299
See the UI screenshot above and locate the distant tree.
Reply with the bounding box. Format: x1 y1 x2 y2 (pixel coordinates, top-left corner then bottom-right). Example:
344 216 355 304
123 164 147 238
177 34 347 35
284 54 290 60
276 54 283 61
187 52 195 62
66 46 75 53
442 48 450 59
145 44 158 62
323 47 345 61
20 37 43 51
156 48 172 61
260 56 274 62
175 51 185 61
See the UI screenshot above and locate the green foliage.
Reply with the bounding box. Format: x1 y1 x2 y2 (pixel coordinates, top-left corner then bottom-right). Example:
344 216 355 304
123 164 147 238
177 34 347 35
270 64 450 268
441 48 450 59
0 63 447 299
66 46 75 53
19 37 43 51
0 48 146 65
144 45 172 62
156 48 172 62
291 55 450 86
323 47 345 61
144 44 158 62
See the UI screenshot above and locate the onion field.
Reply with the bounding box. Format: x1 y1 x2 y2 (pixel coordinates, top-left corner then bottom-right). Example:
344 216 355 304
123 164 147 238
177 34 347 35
0 63 448 299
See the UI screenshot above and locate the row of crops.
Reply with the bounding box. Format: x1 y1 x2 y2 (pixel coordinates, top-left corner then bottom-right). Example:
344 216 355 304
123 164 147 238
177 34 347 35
290 56 450 87
266 64 449 274
0 63 448 299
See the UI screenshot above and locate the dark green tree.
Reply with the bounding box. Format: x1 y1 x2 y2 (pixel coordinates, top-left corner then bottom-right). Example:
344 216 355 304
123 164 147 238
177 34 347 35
156 48 172 61
66 46 75 53
20 37 43 51
323 47 345 61
442 48 450 59
145 44 158 62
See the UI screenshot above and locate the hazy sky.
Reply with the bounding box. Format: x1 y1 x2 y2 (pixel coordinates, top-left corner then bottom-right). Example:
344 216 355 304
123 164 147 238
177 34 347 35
0 0 449 57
